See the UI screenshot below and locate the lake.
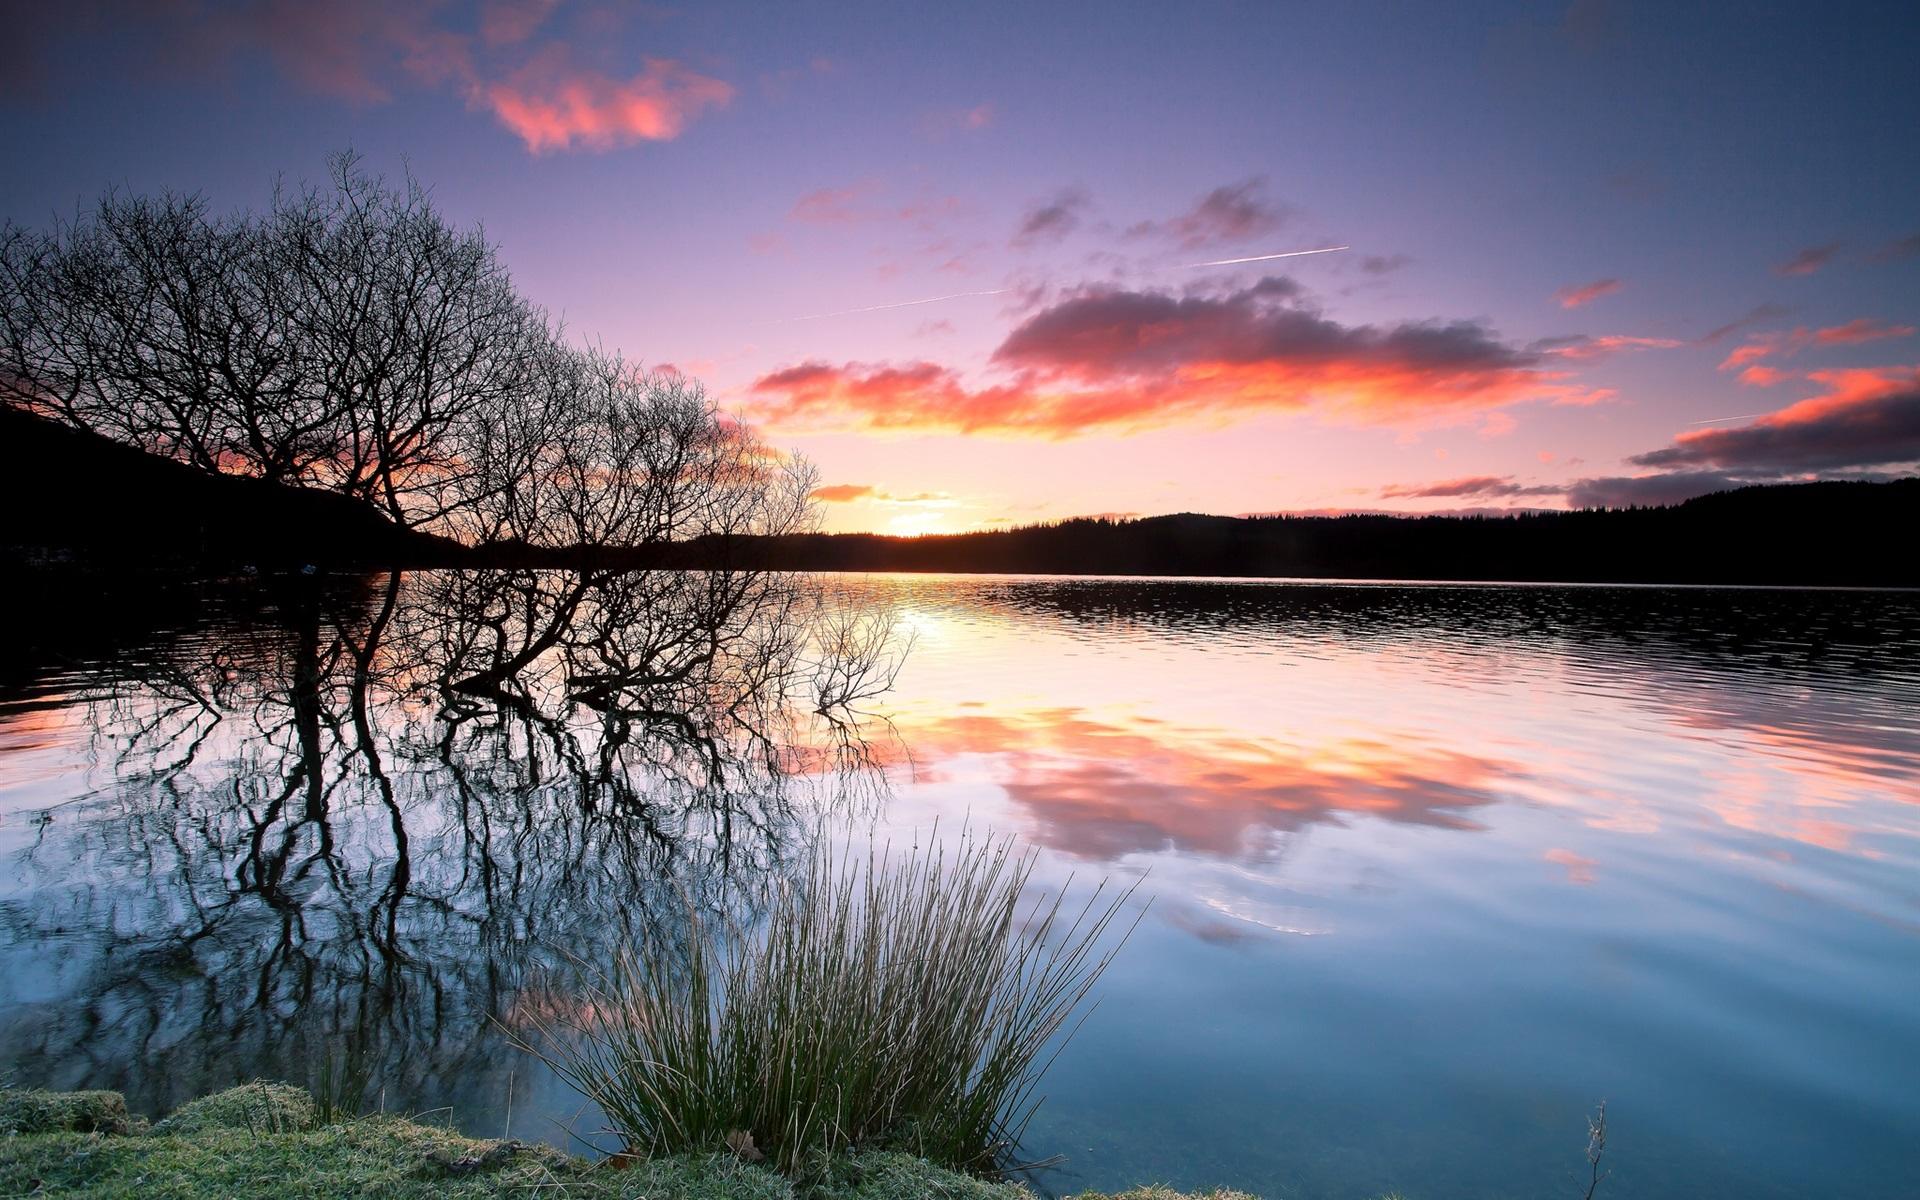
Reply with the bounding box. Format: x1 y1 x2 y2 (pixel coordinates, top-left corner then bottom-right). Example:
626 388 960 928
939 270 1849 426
2 570 1916 1199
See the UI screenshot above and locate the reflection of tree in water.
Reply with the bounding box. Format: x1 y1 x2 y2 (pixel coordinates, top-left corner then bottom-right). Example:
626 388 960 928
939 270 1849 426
0 566 904 1123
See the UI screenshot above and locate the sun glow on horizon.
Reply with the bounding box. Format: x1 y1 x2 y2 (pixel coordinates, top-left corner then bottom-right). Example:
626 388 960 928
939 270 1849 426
885 510 956 537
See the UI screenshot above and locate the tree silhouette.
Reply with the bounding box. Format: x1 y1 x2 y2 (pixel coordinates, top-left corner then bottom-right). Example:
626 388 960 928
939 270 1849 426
0 155 809 552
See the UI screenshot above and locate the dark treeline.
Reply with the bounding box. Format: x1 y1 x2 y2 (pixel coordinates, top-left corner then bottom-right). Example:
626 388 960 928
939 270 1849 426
11 391 1904 583
5 402 1915 584
714 479 1920 587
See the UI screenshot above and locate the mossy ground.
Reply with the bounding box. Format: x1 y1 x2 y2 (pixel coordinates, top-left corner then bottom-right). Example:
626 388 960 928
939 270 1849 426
0 1085 1257 1199
0 1090 146 1137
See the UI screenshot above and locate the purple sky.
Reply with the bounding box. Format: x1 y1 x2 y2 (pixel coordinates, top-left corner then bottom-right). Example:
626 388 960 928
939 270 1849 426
4 0 1917 532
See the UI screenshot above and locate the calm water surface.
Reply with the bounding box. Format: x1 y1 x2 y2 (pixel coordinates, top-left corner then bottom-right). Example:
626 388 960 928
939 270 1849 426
2 571 1917 1199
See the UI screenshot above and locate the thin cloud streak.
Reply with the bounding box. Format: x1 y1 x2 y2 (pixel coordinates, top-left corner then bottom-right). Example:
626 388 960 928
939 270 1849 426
778 289 1007 324
1188 246 1349 268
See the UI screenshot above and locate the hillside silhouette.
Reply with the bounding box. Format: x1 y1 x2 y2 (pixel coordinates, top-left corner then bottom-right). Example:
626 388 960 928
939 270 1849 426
5 406 1914 585
0 406 465 569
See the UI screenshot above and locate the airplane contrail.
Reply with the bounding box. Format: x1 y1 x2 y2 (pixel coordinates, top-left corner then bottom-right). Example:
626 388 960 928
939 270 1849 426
1687 413 1769 425
780 288 1007 323
1187 245 1350 268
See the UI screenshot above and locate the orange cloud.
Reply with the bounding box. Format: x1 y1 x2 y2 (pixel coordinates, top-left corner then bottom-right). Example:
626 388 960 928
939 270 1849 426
1554 277 1622 308
808 483 959 510
751 279 1596 438
1737 365 1791 387
810 483 876 502
483 47 733 152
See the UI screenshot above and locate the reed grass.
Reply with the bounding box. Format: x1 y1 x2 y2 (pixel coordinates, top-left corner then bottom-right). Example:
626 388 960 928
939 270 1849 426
513 831 1141 1178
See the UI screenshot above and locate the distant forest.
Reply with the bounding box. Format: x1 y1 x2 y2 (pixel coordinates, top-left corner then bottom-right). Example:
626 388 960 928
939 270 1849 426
713 480 1920 586
6 405 1915 587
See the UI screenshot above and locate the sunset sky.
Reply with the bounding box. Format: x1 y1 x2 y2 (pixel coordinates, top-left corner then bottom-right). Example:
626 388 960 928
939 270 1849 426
4 1 1917 533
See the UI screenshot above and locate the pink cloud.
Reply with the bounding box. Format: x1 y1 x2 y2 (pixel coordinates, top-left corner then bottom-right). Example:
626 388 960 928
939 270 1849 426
1378 475 1562 499
789 183 878 224
1814 317 1918 346
483 47 734 153
746 231 791 256
1553 277 1622 309
86 2 735 153
1478 411 1519 438
1538 334 1683 361
480 0 559 46
1633 367 1920 473
1717 319 1915 370
1871 233 1920 264
783 184 965 237
917 102 997 139
1127 177 1291 249
1544 848 1598 884
750 278 1601 438
1775 242 1843 276
1737 366 1791 387
156 0 447 105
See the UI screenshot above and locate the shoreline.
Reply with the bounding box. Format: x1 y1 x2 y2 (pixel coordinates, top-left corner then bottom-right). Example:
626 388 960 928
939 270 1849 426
0 1083 1263 1200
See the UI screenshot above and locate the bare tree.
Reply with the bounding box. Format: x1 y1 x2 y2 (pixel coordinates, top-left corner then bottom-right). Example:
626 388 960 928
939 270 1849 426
1 155 776 553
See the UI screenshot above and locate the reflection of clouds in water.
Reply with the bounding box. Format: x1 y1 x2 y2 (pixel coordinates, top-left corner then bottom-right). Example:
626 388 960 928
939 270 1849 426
891 574 1920 867
855 577 1920 965
900 707 1516 863
1557 656 1920 856
887 704 1521 949
1543 847 1599 885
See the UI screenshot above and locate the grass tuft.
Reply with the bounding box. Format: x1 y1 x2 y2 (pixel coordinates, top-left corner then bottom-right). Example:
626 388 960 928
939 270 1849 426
0 1118 574 1198
516 830 1141 1178
813 1149 1031 1198
613 1151 799 1199
151 1082 317 1136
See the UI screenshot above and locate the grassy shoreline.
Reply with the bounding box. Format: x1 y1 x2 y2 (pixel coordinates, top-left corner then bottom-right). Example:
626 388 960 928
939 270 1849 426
0 1083 1256 1200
